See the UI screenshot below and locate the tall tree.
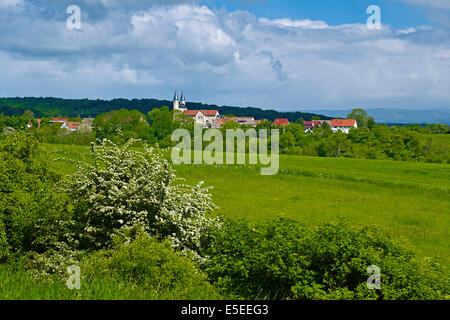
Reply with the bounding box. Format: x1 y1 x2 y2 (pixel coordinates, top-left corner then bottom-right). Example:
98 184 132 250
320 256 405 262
347 108 370 127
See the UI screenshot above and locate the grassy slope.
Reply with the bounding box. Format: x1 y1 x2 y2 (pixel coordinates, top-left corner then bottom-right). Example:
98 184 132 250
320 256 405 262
41 143 450 268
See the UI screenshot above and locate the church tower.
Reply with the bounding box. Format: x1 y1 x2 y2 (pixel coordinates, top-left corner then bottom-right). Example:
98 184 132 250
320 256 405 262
173 90 187 112
173 90 180 111
180 90 186 109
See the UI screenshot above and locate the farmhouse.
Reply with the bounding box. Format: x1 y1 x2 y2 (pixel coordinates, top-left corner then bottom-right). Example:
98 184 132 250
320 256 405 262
330 119 358 133
61 121 80 132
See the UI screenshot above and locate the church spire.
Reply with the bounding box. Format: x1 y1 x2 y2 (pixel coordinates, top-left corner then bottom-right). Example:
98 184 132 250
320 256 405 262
180 90 185 102
173 90 179 101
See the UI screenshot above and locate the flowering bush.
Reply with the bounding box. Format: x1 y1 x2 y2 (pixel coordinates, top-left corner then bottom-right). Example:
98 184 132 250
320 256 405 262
62 139 219 260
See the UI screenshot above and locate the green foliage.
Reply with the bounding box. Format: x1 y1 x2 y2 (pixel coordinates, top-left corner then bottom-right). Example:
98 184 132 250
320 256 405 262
0 132 67 258
0 246 218 300
204 218 448 300
278 122 449 163
347 108 370 127
93 109 151 144
0 113 29 131
83 235 219 299
148 106 182 147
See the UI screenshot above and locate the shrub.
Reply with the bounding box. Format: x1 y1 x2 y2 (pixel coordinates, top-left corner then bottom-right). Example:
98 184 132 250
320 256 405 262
0 132 67 257
203 218 448 300
83 235 219 299
62 138 219 260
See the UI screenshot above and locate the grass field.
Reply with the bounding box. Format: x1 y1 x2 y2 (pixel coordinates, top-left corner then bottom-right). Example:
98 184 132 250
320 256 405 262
0 265 216 300
41 143 450 268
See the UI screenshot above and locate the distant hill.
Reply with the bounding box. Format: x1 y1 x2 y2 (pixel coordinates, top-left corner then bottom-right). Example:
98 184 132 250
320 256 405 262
0 97 331 122
304 108 450 125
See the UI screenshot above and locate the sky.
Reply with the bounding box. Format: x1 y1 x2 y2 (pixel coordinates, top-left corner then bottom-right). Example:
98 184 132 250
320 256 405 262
0 0 449 111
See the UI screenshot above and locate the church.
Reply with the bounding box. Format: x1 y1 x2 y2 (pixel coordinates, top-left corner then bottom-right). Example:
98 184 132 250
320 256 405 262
172 90 220 128
172 90 187 112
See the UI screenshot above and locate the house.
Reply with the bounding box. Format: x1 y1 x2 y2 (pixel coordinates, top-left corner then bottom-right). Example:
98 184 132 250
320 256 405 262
221 117 257 126
61 121 80 132
304 119 357 134
273 118 290 126
27 119 41 128
330 119 357 133
49 118 68 124
211 118 226 129
183 110 220 128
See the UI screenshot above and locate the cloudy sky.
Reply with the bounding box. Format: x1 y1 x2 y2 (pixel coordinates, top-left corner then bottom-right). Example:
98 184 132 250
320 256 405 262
0 0 449 111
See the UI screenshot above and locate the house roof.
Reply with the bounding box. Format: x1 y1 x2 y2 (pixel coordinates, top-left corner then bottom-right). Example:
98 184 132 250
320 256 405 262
331 119 357 127
51 118 68 123
222 117 255 122
183 110 219 117
66 122 80 130
273 118 290 126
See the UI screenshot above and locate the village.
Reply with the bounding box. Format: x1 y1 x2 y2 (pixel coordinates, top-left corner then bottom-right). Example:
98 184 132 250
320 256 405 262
29 91 358 134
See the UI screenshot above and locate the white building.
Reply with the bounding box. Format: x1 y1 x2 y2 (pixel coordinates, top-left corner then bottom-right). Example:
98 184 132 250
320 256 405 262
330 119 358 133
183 110 220 128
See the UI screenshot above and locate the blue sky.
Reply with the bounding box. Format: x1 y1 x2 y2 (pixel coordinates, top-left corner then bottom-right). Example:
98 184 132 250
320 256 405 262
0 0 449 111
204 0 433 28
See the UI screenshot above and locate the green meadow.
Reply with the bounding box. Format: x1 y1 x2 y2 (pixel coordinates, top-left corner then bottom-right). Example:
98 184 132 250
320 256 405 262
41 143 450 269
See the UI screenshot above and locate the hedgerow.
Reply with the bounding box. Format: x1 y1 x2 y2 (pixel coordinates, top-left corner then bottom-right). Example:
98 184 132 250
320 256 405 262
203 218 449 300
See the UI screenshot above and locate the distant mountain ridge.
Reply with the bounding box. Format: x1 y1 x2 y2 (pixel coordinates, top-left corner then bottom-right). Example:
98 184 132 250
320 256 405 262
304 108 450 125
0 97 331 122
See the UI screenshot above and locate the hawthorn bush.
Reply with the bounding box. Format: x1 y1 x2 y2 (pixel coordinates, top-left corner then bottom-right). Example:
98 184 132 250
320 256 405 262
62 138 219 259
203 218 448 300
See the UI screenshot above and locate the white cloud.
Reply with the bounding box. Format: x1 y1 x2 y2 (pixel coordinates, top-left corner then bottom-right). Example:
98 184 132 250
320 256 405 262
260 18 329 30
0 2 449 110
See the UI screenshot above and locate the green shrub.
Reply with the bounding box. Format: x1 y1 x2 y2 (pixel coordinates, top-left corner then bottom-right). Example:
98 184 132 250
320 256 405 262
0 132 67 256
83 235 219 299
203 218 448 300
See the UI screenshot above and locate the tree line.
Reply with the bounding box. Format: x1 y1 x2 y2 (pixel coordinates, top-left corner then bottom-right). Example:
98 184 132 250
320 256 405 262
0 97 329 122
1 107 449 164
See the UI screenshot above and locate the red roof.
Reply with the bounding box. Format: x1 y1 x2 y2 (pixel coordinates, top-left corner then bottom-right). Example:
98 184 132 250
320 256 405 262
183 110 219 117
66 122 80 130
331 119 357 127
51 118 68 123
273 118 290 126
